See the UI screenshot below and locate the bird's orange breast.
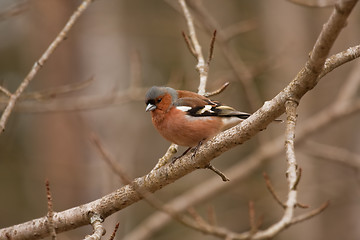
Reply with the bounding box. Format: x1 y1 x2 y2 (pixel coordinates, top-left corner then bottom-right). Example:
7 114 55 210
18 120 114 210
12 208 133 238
151 108 222 147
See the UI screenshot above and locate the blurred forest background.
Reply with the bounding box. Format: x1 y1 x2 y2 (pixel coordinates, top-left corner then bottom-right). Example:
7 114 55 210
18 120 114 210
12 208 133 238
1 0 360 239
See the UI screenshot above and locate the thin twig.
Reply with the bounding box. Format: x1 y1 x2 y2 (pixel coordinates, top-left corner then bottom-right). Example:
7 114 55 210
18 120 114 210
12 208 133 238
0 0 93 133
187 207 207 227
152 143 178 170
206 164 230 181
0 1 28 22
182 31 198 59
108 222 120 240
285 99 299 190
207 205 217 226
221 19 257 42
334 59 360 103
90 133 130 184
292 167 302 191
305 141 360 170
248 201 257 235
290 201 330 225
207 30 217 65
263 172 286 209
3 87 148 113
45 179 57 240
204 82 230 97
178 0 208 95
20 76 94 101
0 86 11 97
320 45 360 80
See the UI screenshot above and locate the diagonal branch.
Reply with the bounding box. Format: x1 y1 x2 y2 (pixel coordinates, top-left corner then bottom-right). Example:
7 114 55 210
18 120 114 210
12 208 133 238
0 0 93 133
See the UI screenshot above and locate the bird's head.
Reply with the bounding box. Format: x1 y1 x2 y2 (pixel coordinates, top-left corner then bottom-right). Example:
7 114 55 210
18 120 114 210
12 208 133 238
145 86 178 112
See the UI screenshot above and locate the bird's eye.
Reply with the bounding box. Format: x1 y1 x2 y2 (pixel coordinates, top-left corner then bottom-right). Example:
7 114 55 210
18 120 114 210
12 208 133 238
146 99 155 105
157 98 162 103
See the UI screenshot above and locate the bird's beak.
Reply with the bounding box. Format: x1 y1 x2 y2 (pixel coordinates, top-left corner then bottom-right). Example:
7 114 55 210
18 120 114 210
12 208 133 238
146 103 156 112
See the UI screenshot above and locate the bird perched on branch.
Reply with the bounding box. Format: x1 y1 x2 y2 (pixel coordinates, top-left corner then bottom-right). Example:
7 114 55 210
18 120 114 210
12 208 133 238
145 86 251 158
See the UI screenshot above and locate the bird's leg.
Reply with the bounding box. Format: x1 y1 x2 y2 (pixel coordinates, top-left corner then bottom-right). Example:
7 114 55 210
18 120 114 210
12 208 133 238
191 140 204 159
171 140 204 163
171 147 192 163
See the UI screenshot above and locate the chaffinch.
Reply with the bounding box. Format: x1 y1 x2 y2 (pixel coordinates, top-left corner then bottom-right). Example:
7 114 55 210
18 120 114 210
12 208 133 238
145 86 251 150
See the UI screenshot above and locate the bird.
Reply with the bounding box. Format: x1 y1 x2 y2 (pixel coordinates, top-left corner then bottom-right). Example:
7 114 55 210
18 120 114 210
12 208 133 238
145 86 251 159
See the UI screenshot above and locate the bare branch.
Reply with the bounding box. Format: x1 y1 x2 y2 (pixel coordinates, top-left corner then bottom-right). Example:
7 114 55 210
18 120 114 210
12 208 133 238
263 172 286 209
0 85 11 97
152 143 178 170
248 201 257 235
187 207 208 227
206 164 230 182
287 0 336 7
178 0 208 95
221 19 257 41
3 87 147 113
206 205 217 226
284 98 298 204
305 141 360 169
19 77 94 101
290 201 330 225
108 223 120 240
207 30 217 65
84 213 105 240
249 100 300 239
203 82 230 97
45 180 57 240
181 31 198 59
292 167 302 191
320 44 360 80
0 1 28 22
0 0 93 133
334 58 360 103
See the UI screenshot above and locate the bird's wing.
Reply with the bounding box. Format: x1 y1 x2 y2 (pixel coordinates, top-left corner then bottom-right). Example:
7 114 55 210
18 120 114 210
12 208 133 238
174 97 250 119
